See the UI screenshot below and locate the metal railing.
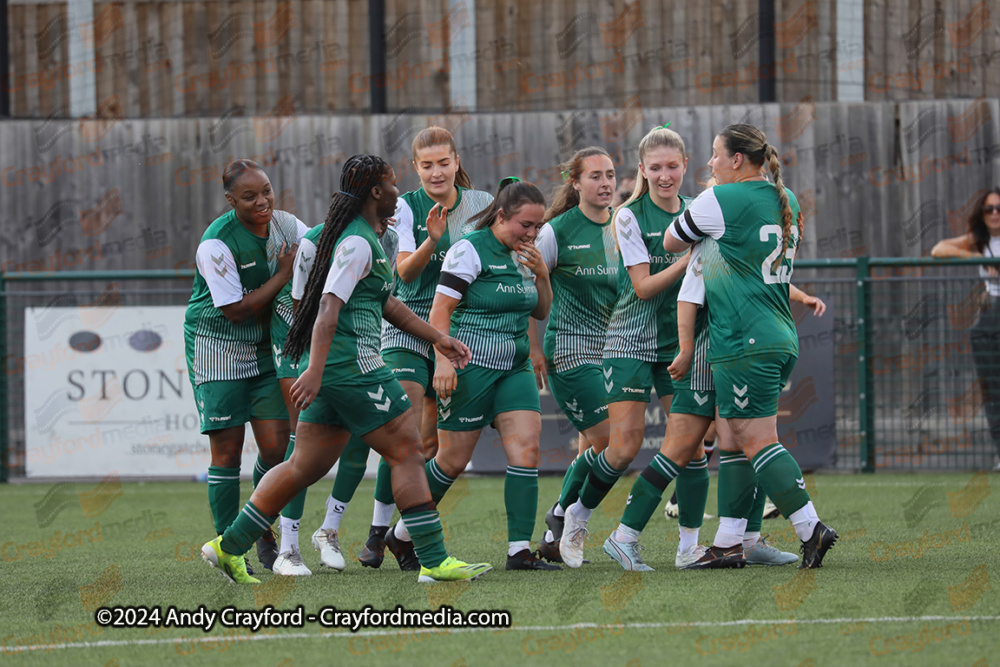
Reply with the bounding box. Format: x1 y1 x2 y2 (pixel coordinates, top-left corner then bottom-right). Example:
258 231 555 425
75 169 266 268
3 257 1000 480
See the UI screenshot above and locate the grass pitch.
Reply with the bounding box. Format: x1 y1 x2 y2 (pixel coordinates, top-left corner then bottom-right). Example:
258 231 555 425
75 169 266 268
1 472 998 666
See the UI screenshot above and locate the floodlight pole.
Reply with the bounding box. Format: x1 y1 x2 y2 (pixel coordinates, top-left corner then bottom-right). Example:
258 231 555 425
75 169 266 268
0 0 9 117
369 0 387 114
759 0 776 103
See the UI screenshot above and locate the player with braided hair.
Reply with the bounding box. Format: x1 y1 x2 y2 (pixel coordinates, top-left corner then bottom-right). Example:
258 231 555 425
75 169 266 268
202 155 492 584
665 124 838 569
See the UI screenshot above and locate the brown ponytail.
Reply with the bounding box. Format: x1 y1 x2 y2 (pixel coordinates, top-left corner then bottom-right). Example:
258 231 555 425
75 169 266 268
718 123 796 270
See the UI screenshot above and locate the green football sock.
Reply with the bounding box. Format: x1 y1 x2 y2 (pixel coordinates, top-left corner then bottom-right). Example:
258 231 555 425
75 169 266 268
620 453 679 532
426 459 456 504
746 484 766 532
677 455 710 530
279 434 307 521
373 457 394 505
399 507 447 569
558 447 595 510
207 466 241 535
252 456 272 489
221 500 275 555
578 450 628 510
330 435 369 504
505 466 538 541
717 452 757 519
751 444 811 517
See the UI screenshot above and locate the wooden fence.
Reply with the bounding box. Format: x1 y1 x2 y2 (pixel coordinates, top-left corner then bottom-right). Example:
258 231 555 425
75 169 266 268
5 0 999 118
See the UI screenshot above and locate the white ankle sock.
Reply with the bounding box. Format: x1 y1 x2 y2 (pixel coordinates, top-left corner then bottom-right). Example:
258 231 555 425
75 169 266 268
570 500 593 523
279 516 299 554
678 526 699 552
320 496 349 532
713 517 748 548
743 531 761 550
394 519 411 541
508 540 530 557
372 500 395 527
790 501 820 541
614 524 640 544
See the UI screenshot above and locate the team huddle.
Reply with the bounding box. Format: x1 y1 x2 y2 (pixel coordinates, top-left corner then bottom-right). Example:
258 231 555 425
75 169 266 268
183 122 838 585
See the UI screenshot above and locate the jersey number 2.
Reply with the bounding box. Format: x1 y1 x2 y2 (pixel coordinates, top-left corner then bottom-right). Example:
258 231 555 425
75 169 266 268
759 225 798 285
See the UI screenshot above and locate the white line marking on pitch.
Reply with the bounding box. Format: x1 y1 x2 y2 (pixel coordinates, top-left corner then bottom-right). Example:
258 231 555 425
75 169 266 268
5 615 999 653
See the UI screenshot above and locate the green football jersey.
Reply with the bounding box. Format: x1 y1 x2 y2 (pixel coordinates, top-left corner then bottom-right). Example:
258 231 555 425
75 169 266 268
603 193 689 363
184 209 300 385
536 206 619 372
319 217 395 380
672 182 801 363
439 228 539 371
383 186 494 357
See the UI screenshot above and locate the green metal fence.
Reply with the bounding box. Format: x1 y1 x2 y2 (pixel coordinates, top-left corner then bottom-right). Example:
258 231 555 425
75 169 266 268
3 258 1000 480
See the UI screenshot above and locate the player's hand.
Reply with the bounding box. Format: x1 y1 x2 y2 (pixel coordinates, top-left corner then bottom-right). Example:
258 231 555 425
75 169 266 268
668 347 693 381
277 242 299 280
803 295 826 317
433 359 459 399
289 366 322 410
426 204 447 243
517 243 547 277
433 336 472 369
530 349 548 391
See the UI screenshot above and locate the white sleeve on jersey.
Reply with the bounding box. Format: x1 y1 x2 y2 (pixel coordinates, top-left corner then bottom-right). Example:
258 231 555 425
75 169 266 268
436 239 482 300
535 223 558 272
677 242 706 306
293 215 310 242
322 236 372 303
616 208 650 268
395 198 417 253
291 237 317 301
670 187 726 243
195 239 244 308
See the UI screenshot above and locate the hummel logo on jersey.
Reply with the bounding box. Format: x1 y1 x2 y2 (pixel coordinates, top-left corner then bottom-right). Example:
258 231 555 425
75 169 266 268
626 494 633 505
565 399 578 411
619 226 633 240
796 477 806 490
272 344 282 366
375 258 387 264
693 392 708 406
623 387 644 394
368 385 392 412
240 261 256 269
645 231 662 238
211 254 224 265
215 266 228 277
439 407 451 420
391 367 416 373
336 245 356 268
603 366 614 392
488 264 508 270
733 384 748 397
735 396 749 409
568 244 591 250
459 415 484 423
439 395 452 407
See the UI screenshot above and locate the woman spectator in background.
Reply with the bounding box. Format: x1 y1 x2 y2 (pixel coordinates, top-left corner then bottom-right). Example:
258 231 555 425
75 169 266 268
932 188 1000 470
